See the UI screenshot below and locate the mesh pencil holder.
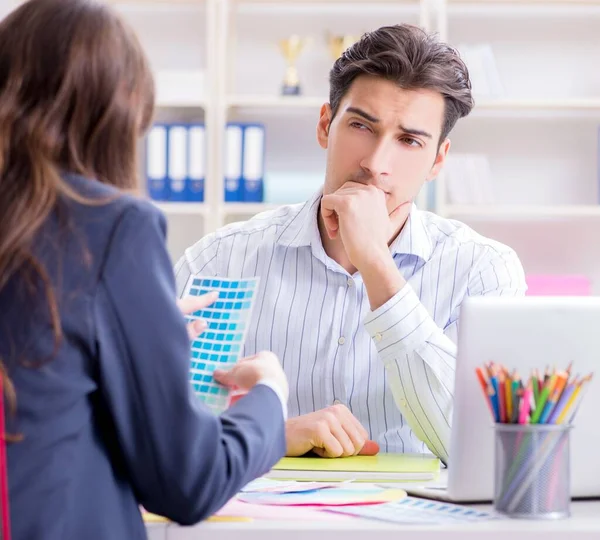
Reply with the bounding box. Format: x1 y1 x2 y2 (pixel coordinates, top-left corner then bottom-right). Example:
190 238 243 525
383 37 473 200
493 423 571 520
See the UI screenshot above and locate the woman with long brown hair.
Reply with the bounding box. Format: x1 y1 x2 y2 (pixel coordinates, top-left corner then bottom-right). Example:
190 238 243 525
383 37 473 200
0 1 288 539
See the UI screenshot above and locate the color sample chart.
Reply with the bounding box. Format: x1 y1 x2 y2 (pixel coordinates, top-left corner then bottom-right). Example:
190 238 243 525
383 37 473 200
327 497 500 525
185 276 259 414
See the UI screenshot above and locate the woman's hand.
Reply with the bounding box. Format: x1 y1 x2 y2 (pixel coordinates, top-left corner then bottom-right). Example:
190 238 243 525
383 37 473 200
177 292 219 340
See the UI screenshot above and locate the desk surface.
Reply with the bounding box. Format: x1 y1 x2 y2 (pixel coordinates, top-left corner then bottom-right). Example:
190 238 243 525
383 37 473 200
146 499 600 540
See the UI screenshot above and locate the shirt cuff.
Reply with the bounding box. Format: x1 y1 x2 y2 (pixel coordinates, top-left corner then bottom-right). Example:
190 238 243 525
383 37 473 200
256 379 288 421
363 283 438 361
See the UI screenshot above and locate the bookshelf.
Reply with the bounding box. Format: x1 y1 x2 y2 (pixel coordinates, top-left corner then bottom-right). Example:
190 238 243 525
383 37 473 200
3 0 597 286
134 0 600 292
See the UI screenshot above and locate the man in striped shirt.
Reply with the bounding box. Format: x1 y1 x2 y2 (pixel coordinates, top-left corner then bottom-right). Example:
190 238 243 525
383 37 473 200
175 24 526 463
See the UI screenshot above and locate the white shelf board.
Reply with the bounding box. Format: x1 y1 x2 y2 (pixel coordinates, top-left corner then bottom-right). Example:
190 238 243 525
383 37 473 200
233 0 417 3
155 98 207 108
446 204 600 220
233 0 420 14
227 95 326 109
113 0 206 14
471 98 600 119
448 0 600 18
153 202 208 215
222 203 284 215
228 96 600 117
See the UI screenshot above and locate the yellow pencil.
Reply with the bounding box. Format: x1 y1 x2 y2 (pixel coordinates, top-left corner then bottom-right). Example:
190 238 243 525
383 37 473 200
556 374 592 424
206 515 254 523
505 372 513 422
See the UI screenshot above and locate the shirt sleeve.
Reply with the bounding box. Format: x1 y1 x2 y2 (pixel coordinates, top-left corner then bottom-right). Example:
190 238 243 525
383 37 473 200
363 247 526 463
93 203 286 525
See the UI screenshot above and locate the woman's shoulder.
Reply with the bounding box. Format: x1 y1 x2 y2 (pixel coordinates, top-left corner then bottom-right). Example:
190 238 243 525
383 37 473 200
62 173 163 224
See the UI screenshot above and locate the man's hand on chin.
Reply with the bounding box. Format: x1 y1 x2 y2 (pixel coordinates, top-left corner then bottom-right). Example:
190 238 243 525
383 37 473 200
320 182 409 274
321 182 409 310
285 404 380 458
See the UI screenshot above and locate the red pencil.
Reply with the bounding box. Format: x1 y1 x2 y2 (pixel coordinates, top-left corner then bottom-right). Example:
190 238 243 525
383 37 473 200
475 367 494 418
0 376 12 540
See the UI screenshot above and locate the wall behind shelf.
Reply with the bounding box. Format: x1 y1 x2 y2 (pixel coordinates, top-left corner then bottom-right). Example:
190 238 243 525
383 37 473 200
457 217 600 294
449 118 599 206
115 3 207 73
448 13 600 99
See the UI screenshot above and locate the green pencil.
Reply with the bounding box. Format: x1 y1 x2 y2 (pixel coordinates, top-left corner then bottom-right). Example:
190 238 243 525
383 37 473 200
532 369 540 406
530 375 555 424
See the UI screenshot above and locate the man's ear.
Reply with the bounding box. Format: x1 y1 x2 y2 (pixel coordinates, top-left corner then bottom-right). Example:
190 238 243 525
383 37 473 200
426 138 451 182
316 103 332 149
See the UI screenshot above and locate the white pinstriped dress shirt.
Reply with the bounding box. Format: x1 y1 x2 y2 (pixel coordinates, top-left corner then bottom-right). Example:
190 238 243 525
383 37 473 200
174 190 527 462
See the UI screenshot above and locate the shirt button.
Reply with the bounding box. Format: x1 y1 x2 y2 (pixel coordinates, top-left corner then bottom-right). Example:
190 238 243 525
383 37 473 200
375 333 383 342
347 278 354 287
338 336 346 345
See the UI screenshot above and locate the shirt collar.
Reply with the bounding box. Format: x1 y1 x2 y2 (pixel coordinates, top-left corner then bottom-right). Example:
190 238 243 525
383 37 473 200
275 189 322 249
388 204 434 262
276 190 433 263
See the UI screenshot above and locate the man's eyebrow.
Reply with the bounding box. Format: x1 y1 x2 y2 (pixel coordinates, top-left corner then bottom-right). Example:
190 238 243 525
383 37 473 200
346 107 379 123
346 107 433 139
399 124 433 139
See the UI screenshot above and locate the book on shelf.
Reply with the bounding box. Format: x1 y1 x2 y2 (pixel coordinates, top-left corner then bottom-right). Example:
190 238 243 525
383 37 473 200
456 43 504 99
145 122 205 203
224 123 266 203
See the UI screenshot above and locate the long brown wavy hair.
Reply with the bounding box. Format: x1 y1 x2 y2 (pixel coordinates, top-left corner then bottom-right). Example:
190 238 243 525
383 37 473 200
0 0 155 425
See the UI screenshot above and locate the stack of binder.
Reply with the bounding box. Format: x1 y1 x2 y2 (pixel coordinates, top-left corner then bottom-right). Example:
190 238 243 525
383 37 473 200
145 123 205 202
224 122 266 203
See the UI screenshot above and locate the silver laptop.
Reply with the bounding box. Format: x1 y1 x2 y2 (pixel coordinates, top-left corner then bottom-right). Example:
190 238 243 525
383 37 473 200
407 296 600 502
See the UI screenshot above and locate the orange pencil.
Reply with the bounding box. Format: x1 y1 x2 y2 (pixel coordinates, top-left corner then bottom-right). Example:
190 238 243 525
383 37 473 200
475 367 495 419
504 370 514 422
539 370 568 424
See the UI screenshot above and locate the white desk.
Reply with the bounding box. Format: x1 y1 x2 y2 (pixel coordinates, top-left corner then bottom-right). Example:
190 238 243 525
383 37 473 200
146 500 600 540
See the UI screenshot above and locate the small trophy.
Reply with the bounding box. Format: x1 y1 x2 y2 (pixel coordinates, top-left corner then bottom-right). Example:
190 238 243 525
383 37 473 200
279 35 307 96
328 33 359 60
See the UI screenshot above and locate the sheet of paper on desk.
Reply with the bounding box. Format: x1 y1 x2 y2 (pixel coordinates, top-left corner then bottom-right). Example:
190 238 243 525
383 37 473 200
326 496 502 524
185 276 259 414
215 498 352 521
237 485 407 506
241 478 339 494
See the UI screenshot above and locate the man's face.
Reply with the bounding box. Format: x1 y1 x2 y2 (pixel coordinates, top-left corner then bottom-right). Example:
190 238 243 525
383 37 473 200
317 75 450 216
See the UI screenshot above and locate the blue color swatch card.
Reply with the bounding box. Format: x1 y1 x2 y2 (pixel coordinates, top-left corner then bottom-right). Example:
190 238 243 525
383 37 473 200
185 276 259 414
327 496 501 524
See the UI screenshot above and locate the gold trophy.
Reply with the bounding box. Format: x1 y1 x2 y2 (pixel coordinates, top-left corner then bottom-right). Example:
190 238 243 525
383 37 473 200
328 33 359 60
279 35 307 96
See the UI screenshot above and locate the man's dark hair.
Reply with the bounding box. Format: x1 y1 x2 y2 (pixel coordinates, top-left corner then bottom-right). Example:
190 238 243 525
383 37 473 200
329 24 474 143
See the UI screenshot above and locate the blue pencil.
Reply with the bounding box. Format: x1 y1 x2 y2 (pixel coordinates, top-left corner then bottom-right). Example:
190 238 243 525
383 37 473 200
490 375 500 423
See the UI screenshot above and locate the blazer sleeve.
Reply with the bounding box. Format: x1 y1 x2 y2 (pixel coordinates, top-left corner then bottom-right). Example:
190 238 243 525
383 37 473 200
92 203 285 525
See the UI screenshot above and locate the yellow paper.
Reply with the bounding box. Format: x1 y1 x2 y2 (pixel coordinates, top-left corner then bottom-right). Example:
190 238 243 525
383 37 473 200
273 453 440 473
141 511 253 523
142 511 168 523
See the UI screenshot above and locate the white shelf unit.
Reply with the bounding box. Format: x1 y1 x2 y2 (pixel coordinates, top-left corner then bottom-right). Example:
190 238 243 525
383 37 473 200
152 202 208 215
429 0 600 293
432 0 600 217
14 0 594 280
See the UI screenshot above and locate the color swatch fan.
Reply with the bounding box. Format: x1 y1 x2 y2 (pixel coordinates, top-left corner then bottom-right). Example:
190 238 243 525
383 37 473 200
185 276 259 414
